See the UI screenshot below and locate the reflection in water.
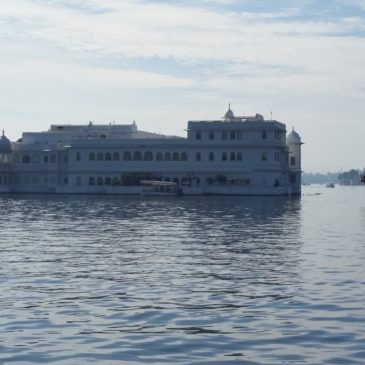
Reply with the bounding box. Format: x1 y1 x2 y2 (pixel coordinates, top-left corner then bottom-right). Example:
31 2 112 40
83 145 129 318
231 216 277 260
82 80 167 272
1 189 364 364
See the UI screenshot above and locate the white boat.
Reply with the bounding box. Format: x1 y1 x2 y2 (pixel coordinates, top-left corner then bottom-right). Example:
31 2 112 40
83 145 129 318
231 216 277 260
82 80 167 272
140 180 182 196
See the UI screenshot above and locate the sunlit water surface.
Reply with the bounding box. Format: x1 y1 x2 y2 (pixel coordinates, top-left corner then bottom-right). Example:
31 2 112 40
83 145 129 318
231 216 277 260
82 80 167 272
1 186 365 364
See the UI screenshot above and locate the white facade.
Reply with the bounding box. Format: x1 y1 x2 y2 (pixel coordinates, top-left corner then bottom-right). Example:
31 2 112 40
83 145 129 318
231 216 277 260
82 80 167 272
0 108 302 195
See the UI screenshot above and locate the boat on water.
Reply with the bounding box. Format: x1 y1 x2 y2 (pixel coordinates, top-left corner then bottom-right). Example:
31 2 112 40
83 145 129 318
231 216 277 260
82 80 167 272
326 183 335 188
140 180 182 196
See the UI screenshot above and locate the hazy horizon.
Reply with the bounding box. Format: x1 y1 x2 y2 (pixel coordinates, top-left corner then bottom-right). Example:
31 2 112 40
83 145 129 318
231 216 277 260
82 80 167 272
1 0 365 172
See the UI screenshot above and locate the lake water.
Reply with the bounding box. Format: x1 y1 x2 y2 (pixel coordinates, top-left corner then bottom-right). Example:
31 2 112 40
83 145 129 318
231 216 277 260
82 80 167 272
1 185 365 365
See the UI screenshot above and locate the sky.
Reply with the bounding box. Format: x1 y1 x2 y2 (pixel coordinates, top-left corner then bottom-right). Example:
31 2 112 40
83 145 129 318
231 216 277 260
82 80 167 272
1 0 365 172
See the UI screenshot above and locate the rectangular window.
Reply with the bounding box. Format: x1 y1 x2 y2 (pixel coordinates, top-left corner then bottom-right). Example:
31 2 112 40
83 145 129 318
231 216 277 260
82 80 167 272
275 152 280 161
230 131 235 140
262 130 267 139
236 131 242 140
290 174 296 183
261 152 267 161
222 131 227 140
290 156 295 166
195 152 201 161
209 152 214 161
196 131 201 140
76 152 81 161
209 131 214 140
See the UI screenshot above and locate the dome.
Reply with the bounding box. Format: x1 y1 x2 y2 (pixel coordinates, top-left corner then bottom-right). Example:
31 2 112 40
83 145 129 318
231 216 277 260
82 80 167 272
224 104 234 119
0 130 11 150
287 127 301 144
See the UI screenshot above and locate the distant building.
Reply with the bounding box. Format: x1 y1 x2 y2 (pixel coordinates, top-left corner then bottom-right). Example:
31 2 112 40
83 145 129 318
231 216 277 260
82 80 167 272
0 106 302 195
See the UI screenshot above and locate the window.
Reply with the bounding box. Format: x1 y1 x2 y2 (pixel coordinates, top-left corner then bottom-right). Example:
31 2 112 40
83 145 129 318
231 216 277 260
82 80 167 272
181 152 188 161
237 152 242 161
230 152 235 161
113 152 120 161
144 151 153 161
156 152 163 161
76 176 81 186
195 152 201 161
89 177 95 185
222 152 227 161
237 131 242 140
209 152 214 161
275 152 280 161
173 152 180 161
50 154 57 163
290 174 296 183
133 151 142 161
97 177 103 185
173 177 179 185
76 152 81 161
22 154 31 163
164 152 171 161
105 177 111 185
44 155 49 163
63 155 68 163
222 131 227 140
209 131 214 140
230 131 235 140
290 156 295 166
105 152 112 161
196 131 201 140
89 152 95 161
112 177 119 186
262 130 267 139
123 151 131 161
261 152 267 161
97 152 103 161
275 131 281 140
32 154 39 163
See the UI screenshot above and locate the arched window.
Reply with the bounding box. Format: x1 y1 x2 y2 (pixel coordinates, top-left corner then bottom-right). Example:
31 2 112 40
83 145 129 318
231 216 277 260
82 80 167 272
113 152 120 161
112 177 120 186
133 151 142 161
89 152 95 161
181 152 188 161
144 151 153 161
89 177 95 185
123 151 131 161
156 152 163 161
97 177 103 185
105 177 111 185
105 152 112 161
222 152 227 161
173 152 180 161
164 152 171 161
97 152 103 161
230 152 235 161
237 152 242 161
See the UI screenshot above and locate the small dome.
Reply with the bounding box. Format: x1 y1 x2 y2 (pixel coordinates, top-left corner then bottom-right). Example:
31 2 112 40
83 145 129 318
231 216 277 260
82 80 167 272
224 104 234 119
287 127 301 144
0 130 11 150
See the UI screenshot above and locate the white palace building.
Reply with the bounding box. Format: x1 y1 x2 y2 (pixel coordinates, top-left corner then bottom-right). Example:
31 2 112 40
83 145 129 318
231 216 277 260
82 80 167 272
0 106 302 195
